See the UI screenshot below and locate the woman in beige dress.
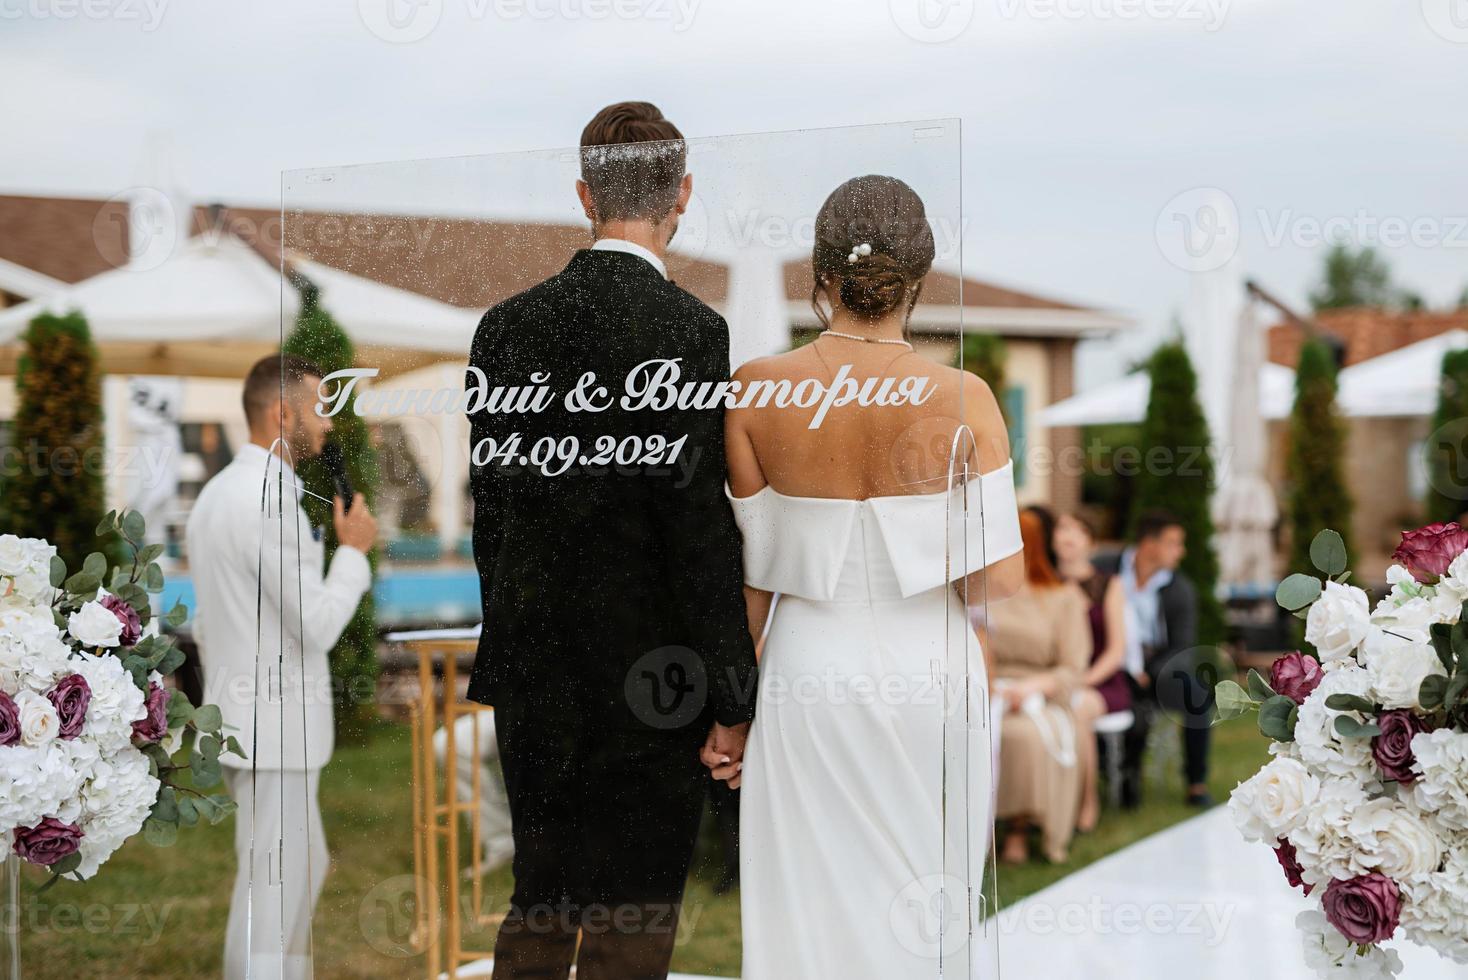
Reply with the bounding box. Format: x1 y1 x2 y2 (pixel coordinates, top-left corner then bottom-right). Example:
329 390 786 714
989 508 1094 864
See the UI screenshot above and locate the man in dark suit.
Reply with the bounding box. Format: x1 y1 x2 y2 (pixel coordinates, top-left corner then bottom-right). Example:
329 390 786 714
465 102 757 979
1096 509 1213 808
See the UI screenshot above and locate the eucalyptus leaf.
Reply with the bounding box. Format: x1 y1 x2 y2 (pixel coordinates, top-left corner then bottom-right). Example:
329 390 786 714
1309 529 1348 577
95 511 116 537
224 735 246 760
1276 574 1323 612
138 543 165 565
151 786 179 823
1421 673 1447 710
62 571 100 597
166 689 194 727
121 510 146 542
198 733 221 762
1247 669 1276 702
156 644 186 676
1431 623 1455 674
81 551 107 582
142 817 178 847
1325 693 1377 713
192 704 223 733
1447 671 1468 706
1214 680 1253 724
1334 715 1381 739
1259 695 1298 741
176 794 198 827
162 601 188 629
48 555 66 588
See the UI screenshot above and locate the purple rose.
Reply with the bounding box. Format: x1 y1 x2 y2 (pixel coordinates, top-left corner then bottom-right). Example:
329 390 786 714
1392 522 1468 583
100 594 142 647
1323 873 1402 946
130 681 168 744
46 674 91 741
1373 709 1429 783
0 691 19 747
1273 838 1313 896
1270 652 1323 705
12 817 83 867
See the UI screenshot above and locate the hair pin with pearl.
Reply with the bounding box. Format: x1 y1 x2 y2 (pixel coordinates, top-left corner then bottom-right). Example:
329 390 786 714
846 242 873 264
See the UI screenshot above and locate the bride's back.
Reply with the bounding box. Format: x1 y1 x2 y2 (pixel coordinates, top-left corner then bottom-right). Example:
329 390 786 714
728 341 1002 501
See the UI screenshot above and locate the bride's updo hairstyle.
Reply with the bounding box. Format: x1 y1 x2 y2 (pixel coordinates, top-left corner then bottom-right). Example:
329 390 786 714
811 175 936 328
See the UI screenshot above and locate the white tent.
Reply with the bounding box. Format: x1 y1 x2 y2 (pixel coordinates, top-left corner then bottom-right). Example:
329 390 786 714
1337 330 1468 418
1036 362 1298 428
0 233 481 379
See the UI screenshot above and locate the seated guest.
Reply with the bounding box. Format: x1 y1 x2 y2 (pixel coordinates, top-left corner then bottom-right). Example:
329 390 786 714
1051 511 1129 833
1095 510 1212 808
990 510 1093 864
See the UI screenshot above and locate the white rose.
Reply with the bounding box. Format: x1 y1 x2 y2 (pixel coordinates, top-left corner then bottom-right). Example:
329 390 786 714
1306 581 1373 662
1230 757 1319 843
1360 626 1444 710
1347 797 1444 878
67 600 122 649
14 689 59 746
0 535 27 576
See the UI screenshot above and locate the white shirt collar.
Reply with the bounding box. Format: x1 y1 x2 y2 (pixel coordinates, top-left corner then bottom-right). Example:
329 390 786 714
236 443 304 501
590 238 668 280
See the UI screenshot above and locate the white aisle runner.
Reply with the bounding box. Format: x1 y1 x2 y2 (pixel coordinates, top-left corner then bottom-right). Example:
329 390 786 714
995 807 1457 977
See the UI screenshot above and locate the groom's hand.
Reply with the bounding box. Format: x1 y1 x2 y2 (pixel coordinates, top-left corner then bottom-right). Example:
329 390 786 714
701 722 750 789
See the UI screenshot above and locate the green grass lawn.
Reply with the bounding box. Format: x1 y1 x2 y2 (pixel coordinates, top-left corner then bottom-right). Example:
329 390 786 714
10 717 1268 978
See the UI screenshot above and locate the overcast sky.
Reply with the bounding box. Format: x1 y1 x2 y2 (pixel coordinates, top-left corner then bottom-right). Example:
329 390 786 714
4 0 1467 386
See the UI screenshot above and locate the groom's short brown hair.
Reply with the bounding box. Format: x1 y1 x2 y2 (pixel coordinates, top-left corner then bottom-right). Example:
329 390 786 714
579 101 687 223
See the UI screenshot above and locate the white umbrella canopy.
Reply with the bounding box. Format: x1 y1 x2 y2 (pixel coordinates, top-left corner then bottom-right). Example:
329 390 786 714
1036 362 1297 428
1337 329 1468 418
0 234 481 378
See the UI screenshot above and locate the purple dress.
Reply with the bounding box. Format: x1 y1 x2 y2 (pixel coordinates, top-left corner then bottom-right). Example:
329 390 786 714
1081 569 1131 714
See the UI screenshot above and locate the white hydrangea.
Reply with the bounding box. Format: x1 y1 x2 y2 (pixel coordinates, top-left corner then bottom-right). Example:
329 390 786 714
69 653 146 755
0 535 57 606
1286 777 1375 886
1359 626 1445 710
0 743 87 838
1230 756 1320 843
1298 908 1404 979
70 748 158 880
1306 581 1373 662
1400 847 1468 965
1295 665 1379 781
1410 729 1468 833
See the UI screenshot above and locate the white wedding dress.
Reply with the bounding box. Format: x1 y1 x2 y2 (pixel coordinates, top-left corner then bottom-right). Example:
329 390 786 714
731 461 1023 980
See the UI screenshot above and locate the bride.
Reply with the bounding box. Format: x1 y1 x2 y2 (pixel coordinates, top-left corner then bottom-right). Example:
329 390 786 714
717 174 1025 978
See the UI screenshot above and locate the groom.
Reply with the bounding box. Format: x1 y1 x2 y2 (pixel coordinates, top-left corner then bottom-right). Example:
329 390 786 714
466 101 758 980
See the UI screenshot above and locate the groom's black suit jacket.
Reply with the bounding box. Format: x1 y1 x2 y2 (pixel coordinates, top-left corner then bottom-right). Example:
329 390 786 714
465 248 757 733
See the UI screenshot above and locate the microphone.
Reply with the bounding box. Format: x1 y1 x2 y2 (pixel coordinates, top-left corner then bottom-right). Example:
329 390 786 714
320 440 355 510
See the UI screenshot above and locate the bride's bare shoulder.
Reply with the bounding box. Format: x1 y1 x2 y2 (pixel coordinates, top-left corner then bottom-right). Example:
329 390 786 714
731 347 819 384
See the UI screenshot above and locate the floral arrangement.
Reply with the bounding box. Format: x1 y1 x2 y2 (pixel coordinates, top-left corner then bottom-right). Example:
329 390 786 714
0 510 242 886
1217 523 1468 978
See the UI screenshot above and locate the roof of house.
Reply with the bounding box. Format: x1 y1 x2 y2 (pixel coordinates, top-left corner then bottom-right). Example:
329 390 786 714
781 259 1131 338
1268 307 1468 367
0 193 1128 338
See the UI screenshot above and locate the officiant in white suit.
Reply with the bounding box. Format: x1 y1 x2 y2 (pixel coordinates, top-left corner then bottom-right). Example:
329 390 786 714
186 354 378 980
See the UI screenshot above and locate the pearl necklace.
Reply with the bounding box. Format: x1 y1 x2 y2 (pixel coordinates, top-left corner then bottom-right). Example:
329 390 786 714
819 329 913 349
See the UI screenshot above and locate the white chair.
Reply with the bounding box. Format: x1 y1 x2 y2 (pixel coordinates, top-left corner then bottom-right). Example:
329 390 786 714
1093 709 1135 808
